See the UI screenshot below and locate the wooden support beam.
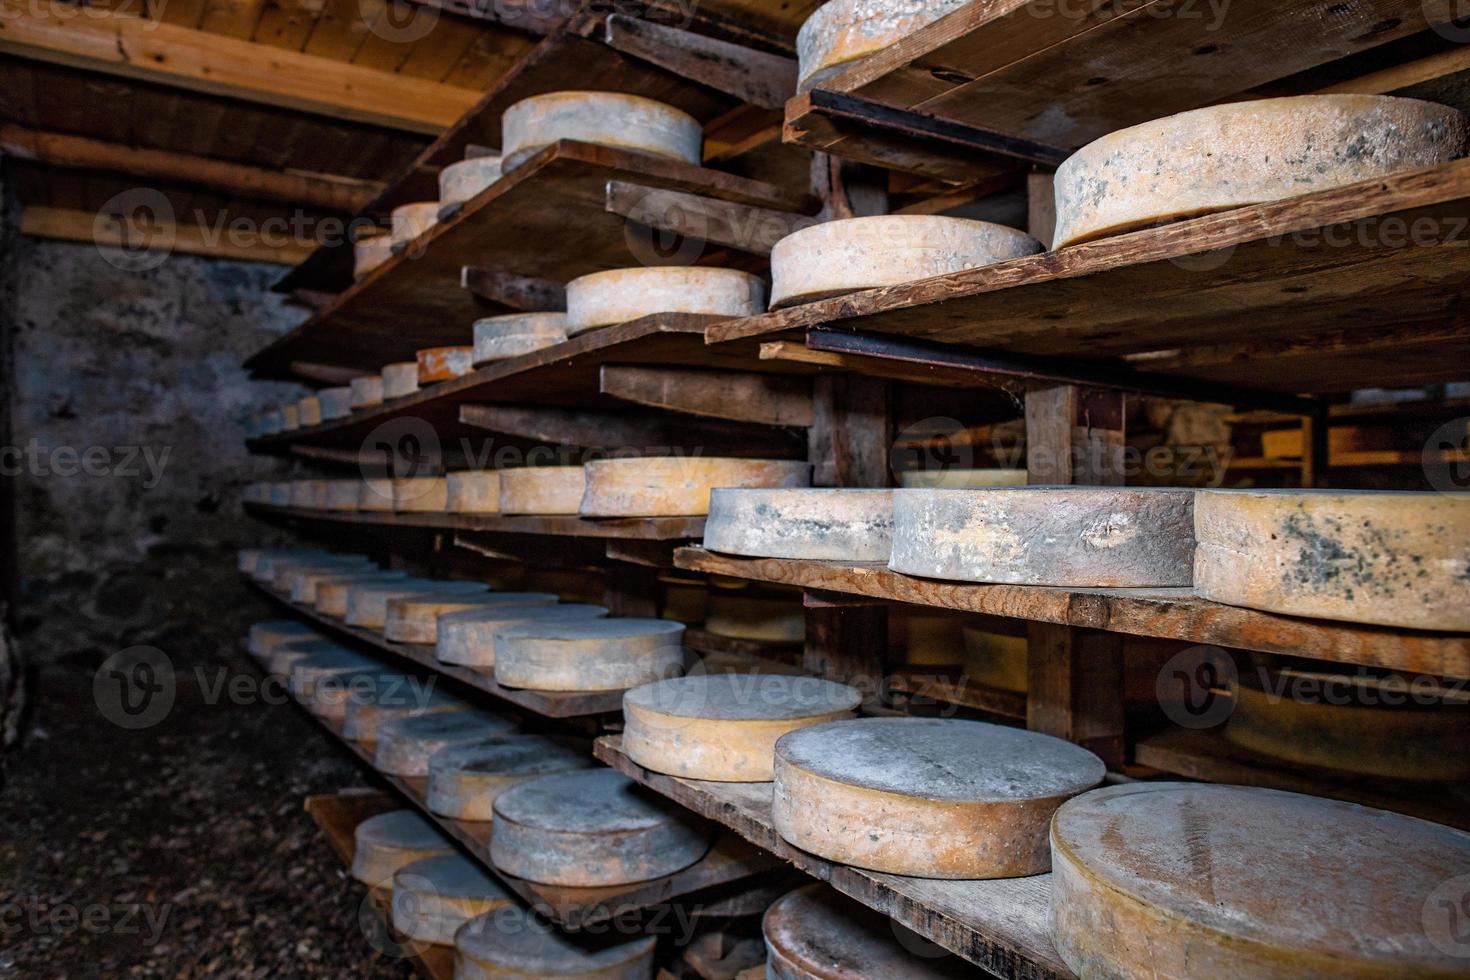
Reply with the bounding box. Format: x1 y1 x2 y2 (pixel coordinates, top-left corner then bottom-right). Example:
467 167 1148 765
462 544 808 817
602 14 797 110
20 205 313 265
803 590 886 699
808 373 891 487
0 124 381 212
460 267 566 311
1025 623 1125 770
811 152 888 221
604 564 661 618
0 6 477 133
1026 171 1056 247
599 365 813 427
407 0 567 35
1024 386 1125 487
604 182 816 257
459 403 804 457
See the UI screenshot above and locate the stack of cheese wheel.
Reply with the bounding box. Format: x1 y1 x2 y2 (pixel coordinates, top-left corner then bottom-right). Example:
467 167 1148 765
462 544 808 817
623 674 863 781
346 580 489 629
391 854 513 946
764 884 972 979
454 906 657 978
392 476 449 513
358 477 396 512
288 648 383 702
437 603 608 668
890 487 1197 586
384 590 558 644
247 620 320 661
1193 489 1470 630
391 201 440 247
438 154 503 206
472 312 569 363
350 374 384 408
494 618 686 692
565 267 765 334
490 768 709 885
500 91 702 170
704 590 804 644
268 638 347 679
381 361 420 400
353 231 393 280
290 480 325 509
319 387 353 421
343 682 466 743
961 625 1028 692
309 668 409 723
311 570 407 615
376 709 518 777
1051 95 1468 249
297 395 322 427
581 458 811 517
498 466 585 515
323 479 361 512
350 810 454 886
770 215 1040 308
426 733 595 821
417 345 474 384
773 718 1105 878
281 403 300 431
796 0 971 90
249 548 325 581
446 471 501 513
704 488 893 561
273 553 374 592
1050 783 1470 977
898 468 1027 489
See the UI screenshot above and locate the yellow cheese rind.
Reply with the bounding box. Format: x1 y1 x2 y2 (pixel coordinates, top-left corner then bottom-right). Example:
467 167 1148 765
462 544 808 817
501 91 702 169
385 592 559 644
565 267 765 332
247 620 320 658
323 479 362 512
438 156 503 205
494 618 686 692
391 854 514 946
764 884 971 979
1052 95 1468 249
446 471 501 514
498 466 586 515
374 709 518 777
350 810 453 886
381 361 421 400
454 906 657 978
390 201 439 246
358 477 396 512
581 457 810 518
425 733 595 821
703 488 891 560
417 345 474 384
297 396 322 427
312 571 407 614
472 312 569 363
350 375 384 408
796 0 970 90
393 477 449 513
346 580 488 628
353 233 393 280
436 603 608 668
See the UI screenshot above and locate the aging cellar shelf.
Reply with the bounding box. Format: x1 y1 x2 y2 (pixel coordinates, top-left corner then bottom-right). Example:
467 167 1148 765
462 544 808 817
244 502 707 543
594 735 1072 979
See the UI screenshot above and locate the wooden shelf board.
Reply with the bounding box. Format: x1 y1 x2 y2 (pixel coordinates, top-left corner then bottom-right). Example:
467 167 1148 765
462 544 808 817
708 159 1470 394
887 670 1027 721
594 735 1071 979
673 548 1470 681
245 501 706 542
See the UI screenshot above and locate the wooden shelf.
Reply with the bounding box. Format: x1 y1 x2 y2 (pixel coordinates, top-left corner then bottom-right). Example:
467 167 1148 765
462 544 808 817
673 548 1470 681
245 501 706 543
709 159 1470 395
594 735 1071 979
886 670 1027 721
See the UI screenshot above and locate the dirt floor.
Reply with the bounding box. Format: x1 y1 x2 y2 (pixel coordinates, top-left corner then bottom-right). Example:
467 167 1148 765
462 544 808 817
0 646 416 979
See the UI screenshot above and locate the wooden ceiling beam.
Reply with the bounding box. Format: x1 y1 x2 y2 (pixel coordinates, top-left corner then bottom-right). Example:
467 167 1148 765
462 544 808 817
19 205 314 265
0 5 479 134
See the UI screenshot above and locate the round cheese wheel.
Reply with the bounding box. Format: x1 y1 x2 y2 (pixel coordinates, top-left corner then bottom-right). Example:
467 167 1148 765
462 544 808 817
288 650 382 701
454 906 657 978
426 733 595 821
268 482 292 507
769 216 1040 308
391 201 439 246
437 603 608 668
313 571 408 616
1194 489 1470 630
297 396 322 427
250 548 327 580
275 555 374 593
897 468 1027 489
446 471 502 514
393 477 450 513
385 592 559 644
1052 95 1468 249
309 669 411 722
358 477 396 512
319 386 353 420
346 580 488 629
704 592 804 643
343 683 467 743
350 374 384 408
375 709 519 777
489 768 710 886
247 620 320 659
501 91 702 170
391 854 514 946
417 345 475 384
493 618 686 692
623 674 862 781
581 458 810 518
960 627 1028 692
796 0 970 90
1051 783 1470 978
289 480 327 510
472 312 569 363
565 267 765 333
354 233 393 280
439 156 503 205
381 361 421 400
703 488 892 561
350 810 453 886
498 467 586 515
772 717 1105 878
266 638 347 678
257 409 284 435
281 403 301 431
890 487 1196 587
764 884 973 979
323 479 362 512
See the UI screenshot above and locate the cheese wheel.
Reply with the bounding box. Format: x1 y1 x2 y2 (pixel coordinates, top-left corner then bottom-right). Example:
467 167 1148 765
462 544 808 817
288 649 383 700
417 345 475 384
489 768 710 886
1051 783 1470 979
346 580 489 629
323 479 362 512
297 396 322 427
764 884 972 979
319 386 353 420
581 458 810 518
350 374 384 408
501 91 702 170
623 674 862 781
313 571 408 615
454 906 657 979
704 593 804 643
769 216 1040 308
275 555 374 592
890 487 1196 587
343 683 466 743
796 0 970 90
266 638 347 678
426 733 595 821
494 618 686 692
358 477 396 512
354 233 393 280
898 468 1027 489
772 718 1105 878
436 603 608 668
251 548 330 581
385 592 559 644
309 669 411 722
265 482 291 506
391 854 514 946
565 267 765 333
391 202 439 246
289 480 326 510
350 810 453 886
291 563 392 603
438 156 503 205
382 361 421 400
703 488 892 561
247 620 320 659
281 403 300 431
1195 489 1470 630
1052 95 1468 249
257 409 284 435
472 312 569 363
375 709 519 777
393 477 449 513
498 467 585 515
960 627 1028 693
446 471 501 514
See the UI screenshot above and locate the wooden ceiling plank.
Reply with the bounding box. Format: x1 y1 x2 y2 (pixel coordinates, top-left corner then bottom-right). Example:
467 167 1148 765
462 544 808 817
439 25 533 88
252 0 328 50
301 0 373 59
199 0 267 39
21 203 313 263
394 14 483 81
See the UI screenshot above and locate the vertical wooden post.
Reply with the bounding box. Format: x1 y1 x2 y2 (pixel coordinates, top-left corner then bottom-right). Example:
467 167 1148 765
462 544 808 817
1301 404 1330 489
808 374 892 488
1025 386 1125 486
811 152 888 220
603 564 661 618
803 590 885 699
1026 170 1056 247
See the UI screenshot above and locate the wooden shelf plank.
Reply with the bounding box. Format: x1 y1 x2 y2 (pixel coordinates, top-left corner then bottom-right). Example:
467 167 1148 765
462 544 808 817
673 549 1470 681
594 735 1072 979
708 159 1470 394
244 501 706 542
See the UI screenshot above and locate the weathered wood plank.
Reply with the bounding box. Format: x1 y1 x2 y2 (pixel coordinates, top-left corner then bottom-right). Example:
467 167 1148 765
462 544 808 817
599 365 813 426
